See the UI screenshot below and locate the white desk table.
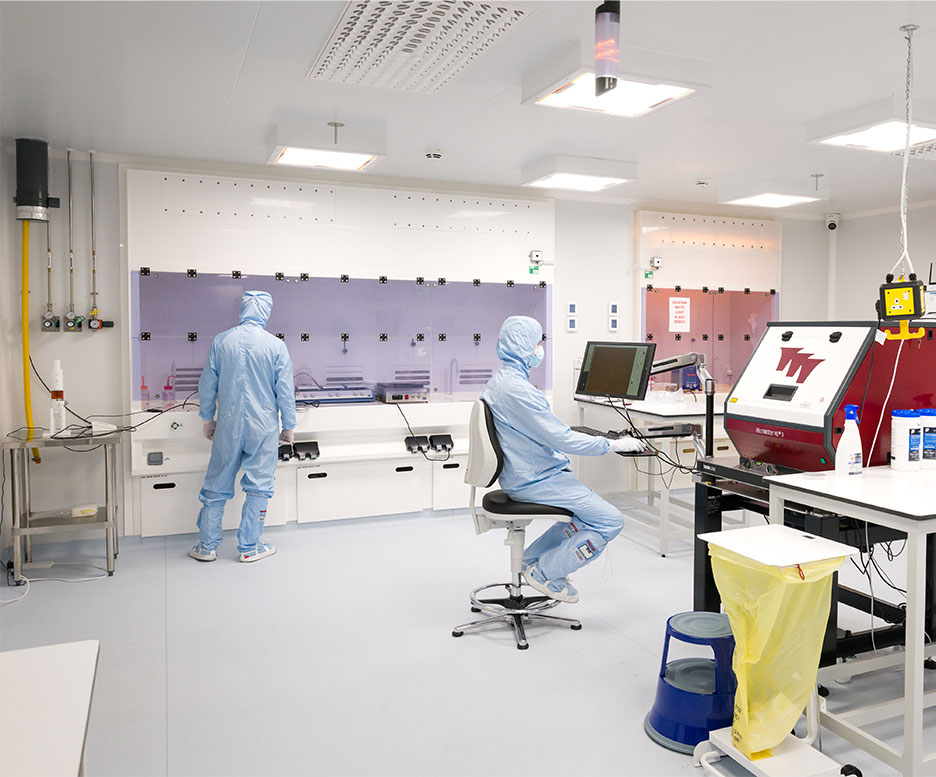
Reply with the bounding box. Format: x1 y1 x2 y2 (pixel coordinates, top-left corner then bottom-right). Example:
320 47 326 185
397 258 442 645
767 468 936 776
0 640 100 777
575 396 731 556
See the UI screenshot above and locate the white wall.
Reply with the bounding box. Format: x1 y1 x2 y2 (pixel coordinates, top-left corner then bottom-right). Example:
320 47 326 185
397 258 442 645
778 218 829 321
834 204 936 320
552 200 635 493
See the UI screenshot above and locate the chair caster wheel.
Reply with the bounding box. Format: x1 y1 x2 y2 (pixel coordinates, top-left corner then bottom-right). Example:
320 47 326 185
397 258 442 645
924 658 936 670
818 684 830 698
570 624 582 631
452 631 463 638
108 571 114 577
470 607 481 613
840 766 861 777
517 643 529 650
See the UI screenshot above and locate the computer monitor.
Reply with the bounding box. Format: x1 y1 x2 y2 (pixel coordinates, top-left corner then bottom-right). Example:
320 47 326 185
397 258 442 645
575 341 657 401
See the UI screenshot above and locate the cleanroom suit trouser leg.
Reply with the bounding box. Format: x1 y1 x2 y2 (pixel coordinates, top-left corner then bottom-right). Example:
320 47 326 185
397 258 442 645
235 434 277 553
198 429 277 553
512 470 624 581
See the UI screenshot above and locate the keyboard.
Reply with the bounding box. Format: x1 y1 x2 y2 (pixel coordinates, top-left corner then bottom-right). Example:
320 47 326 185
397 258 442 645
571 425 627 440
572 424 698 440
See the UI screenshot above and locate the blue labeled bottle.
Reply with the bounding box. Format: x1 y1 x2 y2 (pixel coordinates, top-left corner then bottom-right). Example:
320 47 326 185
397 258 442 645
835 404 862 476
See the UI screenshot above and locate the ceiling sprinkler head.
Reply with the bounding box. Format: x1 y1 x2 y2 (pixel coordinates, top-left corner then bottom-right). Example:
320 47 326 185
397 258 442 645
425 148 443 160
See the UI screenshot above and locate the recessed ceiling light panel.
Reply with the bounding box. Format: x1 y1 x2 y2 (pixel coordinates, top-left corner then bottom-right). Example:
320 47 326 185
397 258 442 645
308 1 532 95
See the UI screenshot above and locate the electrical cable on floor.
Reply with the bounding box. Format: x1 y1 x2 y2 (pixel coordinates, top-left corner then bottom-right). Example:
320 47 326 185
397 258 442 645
0 577 29 606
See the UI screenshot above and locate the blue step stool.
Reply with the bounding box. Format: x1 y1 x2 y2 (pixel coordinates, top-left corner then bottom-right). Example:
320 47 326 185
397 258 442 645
645 611 736 754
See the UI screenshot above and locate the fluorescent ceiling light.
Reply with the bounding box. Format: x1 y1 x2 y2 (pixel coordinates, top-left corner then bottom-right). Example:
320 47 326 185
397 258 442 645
522 42 709 118
723 194 819 208
269 146 380 171
819 120 936 153
719 178 829 209
537 72 694 118
521 155 638 192
525 172 628 192
806 96 936 153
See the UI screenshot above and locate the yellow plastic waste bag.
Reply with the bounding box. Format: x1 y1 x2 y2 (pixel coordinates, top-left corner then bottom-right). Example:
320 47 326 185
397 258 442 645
709 545 845 759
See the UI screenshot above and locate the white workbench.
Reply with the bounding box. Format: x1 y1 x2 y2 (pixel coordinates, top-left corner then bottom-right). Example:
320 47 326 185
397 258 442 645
0 640 100 777
767 468 936 776
575 395 735 556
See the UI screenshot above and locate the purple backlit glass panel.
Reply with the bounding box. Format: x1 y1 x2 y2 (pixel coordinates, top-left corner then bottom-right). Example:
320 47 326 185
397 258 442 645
131 272 551 402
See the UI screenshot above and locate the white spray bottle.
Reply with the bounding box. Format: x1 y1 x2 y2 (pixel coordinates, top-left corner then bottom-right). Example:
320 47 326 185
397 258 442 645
48 359 67 435
835 403 863 476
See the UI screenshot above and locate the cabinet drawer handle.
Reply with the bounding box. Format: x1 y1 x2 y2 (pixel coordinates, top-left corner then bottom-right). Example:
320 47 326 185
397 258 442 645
153 482 176 490
395 466 414 473
716 445 730 451
307 472 328 480
442 462 460 469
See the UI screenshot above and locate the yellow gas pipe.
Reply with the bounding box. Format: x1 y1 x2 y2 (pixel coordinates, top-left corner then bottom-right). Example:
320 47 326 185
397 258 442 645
22 219 40 463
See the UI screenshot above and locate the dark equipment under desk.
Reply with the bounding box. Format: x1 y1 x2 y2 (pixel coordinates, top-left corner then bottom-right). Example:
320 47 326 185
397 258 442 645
693 456 936 667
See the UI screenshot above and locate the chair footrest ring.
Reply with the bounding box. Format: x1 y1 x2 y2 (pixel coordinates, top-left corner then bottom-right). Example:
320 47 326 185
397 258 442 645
468 582 561 615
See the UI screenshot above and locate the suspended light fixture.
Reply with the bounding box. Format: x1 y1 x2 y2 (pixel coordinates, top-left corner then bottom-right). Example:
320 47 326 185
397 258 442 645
521 155 638 192
522 41 708 119
719 178 830 209
267 122 385 171
806 95 936 153
594 1 621 97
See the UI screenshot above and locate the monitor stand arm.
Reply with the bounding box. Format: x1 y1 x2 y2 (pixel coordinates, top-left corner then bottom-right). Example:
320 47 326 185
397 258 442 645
649 352 716 458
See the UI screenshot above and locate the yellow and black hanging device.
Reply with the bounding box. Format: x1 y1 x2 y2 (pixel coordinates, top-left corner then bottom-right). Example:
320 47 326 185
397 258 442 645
878 24 926 342
878 273 926 340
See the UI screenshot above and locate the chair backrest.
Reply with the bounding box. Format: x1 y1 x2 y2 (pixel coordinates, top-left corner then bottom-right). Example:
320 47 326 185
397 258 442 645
465 399 504 488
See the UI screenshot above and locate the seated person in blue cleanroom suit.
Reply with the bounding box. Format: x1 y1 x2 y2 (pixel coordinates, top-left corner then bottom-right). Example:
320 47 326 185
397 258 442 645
481 316 643 602
189 290 297 564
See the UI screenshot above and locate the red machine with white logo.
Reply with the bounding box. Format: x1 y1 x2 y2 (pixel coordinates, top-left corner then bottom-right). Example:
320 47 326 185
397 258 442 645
724 321 935 472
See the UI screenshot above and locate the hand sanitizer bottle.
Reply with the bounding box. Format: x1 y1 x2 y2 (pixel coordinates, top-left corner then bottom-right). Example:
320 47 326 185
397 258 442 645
835 404 863 476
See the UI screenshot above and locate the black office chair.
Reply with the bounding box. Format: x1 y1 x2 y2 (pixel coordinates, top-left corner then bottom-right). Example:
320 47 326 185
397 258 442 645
452 399 582 650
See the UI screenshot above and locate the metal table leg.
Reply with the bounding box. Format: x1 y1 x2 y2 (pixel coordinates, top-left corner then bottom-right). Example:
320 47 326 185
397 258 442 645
110 442 119 557
10 449 27 584
22 450 32 564
104 445 115 575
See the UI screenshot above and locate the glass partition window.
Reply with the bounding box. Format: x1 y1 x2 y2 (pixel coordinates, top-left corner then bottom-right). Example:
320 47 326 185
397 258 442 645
641 287 779 388
131 272 552 404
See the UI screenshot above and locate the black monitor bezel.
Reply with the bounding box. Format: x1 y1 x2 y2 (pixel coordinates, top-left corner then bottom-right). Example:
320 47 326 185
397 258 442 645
575 340 658 401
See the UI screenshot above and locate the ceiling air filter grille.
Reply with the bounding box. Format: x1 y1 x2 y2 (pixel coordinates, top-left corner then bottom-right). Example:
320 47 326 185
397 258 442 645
308 1 531 95
900 141 936 161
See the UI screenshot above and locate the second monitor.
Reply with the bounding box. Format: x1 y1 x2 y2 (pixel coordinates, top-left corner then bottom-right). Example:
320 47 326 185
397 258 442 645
576 341 657 401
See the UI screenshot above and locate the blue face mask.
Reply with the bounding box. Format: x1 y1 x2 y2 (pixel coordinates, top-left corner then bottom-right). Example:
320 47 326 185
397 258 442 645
530 344 545 368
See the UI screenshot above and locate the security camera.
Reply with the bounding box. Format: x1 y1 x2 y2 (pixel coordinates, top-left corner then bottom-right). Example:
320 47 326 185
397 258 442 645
825 213 840 231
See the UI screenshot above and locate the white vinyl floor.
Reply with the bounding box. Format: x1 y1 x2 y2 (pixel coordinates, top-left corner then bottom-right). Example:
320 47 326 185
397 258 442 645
0 509 927 777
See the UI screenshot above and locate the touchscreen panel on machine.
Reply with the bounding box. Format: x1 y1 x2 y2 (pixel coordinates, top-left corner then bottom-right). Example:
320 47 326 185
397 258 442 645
576 341 656 400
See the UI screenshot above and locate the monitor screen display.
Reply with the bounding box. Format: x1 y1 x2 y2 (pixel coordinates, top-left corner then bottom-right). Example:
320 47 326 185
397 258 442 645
576 341 657 401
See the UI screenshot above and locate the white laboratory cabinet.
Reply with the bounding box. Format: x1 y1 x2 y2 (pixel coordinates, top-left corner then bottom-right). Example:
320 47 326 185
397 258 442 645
297 459 432 523
130 402 479 536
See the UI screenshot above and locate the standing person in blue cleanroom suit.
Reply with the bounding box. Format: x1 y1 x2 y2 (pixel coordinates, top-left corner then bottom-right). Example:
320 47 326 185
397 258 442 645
189 291 297 563
481 316 644 602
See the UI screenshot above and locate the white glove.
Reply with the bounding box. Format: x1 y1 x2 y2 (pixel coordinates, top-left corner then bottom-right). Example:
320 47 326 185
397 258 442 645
609 436 645 454
203 421 216 440
279 429 295 445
